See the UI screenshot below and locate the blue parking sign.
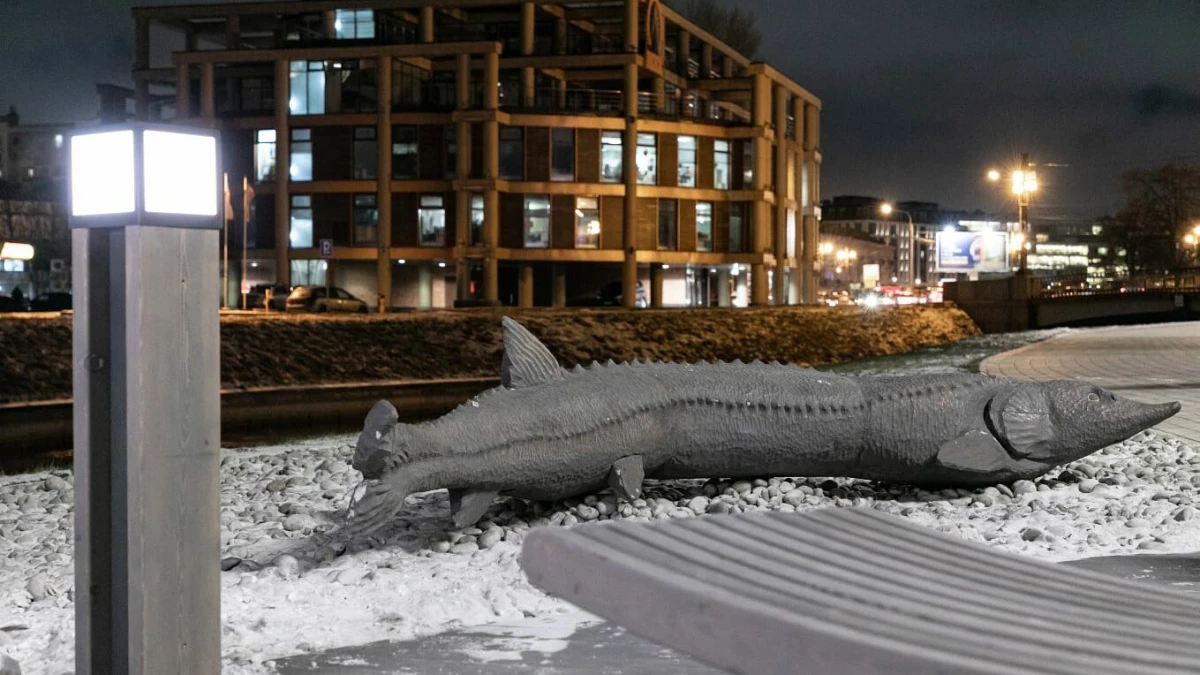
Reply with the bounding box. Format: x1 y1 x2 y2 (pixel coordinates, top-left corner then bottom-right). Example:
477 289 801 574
319 238 333 258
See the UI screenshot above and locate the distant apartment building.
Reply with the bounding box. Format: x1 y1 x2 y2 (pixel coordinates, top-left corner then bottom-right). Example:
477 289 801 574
819 196 947 287
0 108 72 186
1029 220 1125 282
131 0 822 309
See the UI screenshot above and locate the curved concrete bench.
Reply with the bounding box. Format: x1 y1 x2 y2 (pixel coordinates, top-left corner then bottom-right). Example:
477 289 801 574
521 508 1200 675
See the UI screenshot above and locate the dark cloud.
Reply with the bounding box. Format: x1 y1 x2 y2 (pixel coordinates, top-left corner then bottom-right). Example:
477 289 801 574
1132 85 1200 119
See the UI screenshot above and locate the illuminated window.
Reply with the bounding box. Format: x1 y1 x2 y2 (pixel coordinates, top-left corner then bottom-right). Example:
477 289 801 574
742 140 754 186
601 131 622 183
696 202 713 251
353 194 377 245
524 195 550 248
714 140 731 190
470 193 484 245
636 133 657 185
678 136 697 187
335 9 375 39
289 128 312 181
419 195 445 246
289 61 325 115
289 194 313 248
353 127 377 179
254 129 276 182
575 196 600 248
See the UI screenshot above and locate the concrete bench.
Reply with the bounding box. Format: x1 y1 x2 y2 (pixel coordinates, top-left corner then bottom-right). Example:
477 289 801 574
521 507 1200 675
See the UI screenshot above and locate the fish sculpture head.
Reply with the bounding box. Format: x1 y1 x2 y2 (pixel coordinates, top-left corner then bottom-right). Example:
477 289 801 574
987 380 1180 467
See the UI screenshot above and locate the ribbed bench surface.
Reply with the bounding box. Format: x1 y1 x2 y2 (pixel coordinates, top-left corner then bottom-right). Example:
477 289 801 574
521 508 1200 675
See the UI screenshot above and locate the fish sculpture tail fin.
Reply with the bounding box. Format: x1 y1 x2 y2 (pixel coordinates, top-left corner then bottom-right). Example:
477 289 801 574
353 400 414 479
343 459 446 539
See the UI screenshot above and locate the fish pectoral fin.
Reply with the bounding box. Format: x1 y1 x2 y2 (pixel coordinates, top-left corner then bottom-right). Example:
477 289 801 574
936 430 1015 474
500 317 564 389
449 488 501 528
608 455 645 501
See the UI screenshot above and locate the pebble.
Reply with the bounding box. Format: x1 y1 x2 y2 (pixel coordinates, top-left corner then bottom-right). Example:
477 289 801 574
478 528 504 549
273 554 300 576
430 541 452 554
451 542 480 555
221 557 243 572
1078 479 1099 494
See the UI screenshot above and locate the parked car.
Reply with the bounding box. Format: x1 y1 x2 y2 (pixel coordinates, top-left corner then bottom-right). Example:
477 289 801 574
29 292 72 312
285 286 369 313
566 281 648 308
245 284 291 311
0 294 28 312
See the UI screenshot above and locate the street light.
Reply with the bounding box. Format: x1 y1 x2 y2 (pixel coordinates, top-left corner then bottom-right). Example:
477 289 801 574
68 123 222 673
880 202 918 288
986 153 1037 273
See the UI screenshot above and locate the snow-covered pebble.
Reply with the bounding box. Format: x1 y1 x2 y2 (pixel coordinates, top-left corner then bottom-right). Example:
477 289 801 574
3 420 1200 675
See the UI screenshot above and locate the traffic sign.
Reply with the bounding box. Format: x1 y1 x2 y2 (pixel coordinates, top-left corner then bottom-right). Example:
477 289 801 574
319 238 333 258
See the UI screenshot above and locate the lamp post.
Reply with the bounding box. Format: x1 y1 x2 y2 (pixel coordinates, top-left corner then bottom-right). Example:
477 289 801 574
987 153 1037 274
68 123 222 674
879 202 917 288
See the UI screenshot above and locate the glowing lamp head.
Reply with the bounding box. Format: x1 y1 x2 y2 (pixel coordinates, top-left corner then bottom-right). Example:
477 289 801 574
0 242 34 260
1186 234 1196 245
879 203 894 216
1012 170 1038 195
987 169 1001 182
68 124 220 230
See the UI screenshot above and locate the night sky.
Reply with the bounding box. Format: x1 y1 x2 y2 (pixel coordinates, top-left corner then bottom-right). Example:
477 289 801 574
2 0 1198 221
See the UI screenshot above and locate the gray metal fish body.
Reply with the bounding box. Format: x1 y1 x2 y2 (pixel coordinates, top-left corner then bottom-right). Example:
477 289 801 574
345 318 1180 531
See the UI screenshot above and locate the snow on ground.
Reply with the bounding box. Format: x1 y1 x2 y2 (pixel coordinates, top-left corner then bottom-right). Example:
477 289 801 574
3 327 1198 674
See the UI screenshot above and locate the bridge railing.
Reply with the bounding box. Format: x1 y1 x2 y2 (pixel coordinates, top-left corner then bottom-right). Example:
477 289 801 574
1033 268 1200 299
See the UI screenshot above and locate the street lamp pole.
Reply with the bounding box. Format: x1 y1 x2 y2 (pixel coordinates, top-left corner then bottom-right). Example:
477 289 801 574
988 153 1037 275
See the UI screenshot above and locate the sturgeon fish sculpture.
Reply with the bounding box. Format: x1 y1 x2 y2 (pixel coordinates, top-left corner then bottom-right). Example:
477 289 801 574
344 317 1181 533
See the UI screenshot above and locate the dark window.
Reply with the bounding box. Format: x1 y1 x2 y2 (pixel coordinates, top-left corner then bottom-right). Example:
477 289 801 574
353 127 377 179
392 125 418 178
353 194 378 245
445 125 458 178
551 128 574 181
658 199 677 251
500 127 524 180
729 203 745 253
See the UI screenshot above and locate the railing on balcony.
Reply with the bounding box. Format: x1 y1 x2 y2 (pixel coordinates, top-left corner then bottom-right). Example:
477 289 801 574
500 87 624 115
392 82 456 112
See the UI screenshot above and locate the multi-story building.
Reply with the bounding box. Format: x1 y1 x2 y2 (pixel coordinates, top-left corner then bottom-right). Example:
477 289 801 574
819 196 945 287
131 0 821 310
0 108 72 186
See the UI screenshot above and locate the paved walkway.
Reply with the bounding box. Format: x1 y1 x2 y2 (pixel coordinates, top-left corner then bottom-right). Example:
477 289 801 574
982 321 1200 446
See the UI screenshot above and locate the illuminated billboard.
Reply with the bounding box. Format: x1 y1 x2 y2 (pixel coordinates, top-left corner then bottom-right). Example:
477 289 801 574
936 231 1010 273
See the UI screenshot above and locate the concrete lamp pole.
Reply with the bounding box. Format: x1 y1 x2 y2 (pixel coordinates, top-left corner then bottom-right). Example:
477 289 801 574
987 154 1037 274
68 123 222 674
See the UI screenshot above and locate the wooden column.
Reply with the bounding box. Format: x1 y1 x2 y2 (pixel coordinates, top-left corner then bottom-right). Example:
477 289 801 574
622 61 639 309
420 7 435 43
677 30 691 75
749 72 772 306
376 56 393 312
455 53 473 303
772 84 789 305
624 0 638 52
802 101 821 305
650 263 664 308
274 59 291 287
482 51 500 304
700 43 713 78
519 263 534 307
716 268 731 307
174 63 190 120
199 62 215 120
552 263 567 307
521 2 536 106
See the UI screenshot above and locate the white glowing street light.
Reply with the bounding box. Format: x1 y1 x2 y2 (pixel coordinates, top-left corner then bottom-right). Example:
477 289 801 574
69 123 222 673
0 241 34 260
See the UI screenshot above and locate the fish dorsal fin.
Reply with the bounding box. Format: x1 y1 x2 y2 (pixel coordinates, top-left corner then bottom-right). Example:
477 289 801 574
501 317 563 389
